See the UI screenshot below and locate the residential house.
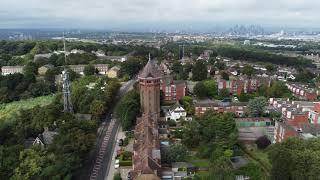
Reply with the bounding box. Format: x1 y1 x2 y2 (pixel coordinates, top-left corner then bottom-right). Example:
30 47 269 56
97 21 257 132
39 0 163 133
286 83 317 101
308 103 320 124
68 65 86 75
106 65 121 78
274 122 320 143
194 99 247 117
70 49 85 54
33 128 58 146
38 64 54 76
161 75 186 102
269 98 318 143
67 64 109 75
171 162 195 179
165 102 187 122
34 53 52 62
92 49 106 57
217 76 271 96
94 64 109 75
269 98 311 126
1 66 24 75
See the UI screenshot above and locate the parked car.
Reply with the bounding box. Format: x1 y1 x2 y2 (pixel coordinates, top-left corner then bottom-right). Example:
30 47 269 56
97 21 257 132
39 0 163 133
115 159 120 169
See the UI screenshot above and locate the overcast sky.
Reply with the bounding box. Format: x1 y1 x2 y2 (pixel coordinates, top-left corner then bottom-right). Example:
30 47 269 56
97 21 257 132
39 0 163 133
0 0 318 30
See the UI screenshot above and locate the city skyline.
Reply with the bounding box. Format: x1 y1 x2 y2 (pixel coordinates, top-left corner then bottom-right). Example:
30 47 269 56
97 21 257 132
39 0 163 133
0 0 319 31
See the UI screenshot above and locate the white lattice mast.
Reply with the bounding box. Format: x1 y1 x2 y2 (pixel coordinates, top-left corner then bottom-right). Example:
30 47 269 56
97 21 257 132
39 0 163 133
62 32 73 113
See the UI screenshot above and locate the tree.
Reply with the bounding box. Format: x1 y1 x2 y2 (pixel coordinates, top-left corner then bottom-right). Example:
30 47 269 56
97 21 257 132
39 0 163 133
238 91 250 102
215 61 226 70
120 58 145 78
193 82 208 99
219 88 230 99
221 71 229 80
267 81 291 98
115 90 140 130
268 138 320 179
237 162 264 180
162 144 188 164
203 80 217 98
113 173 121 180
172 61 183 75
248 96 267 117
90 100 106 118
83 64 95 76
180 96 194 115
182 111 237 151
0 145 24 178
255 135 271 149
242 64 255 77
12 148 48 180
192 61 207 81
66 68 79 81
265 63 276 72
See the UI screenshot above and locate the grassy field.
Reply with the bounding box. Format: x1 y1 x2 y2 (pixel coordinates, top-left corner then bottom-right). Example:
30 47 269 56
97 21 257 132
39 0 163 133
0 95 56 120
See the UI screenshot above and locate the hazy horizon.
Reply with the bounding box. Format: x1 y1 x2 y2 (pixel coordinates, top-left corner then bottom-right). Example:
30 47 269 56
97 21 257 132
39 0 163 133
0 0 319 31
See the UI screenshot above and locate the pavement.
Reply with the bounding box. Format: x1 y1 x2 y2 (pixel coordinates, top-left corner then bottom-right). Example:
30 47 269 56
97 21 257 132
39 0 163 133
105 128 125 180
88 79 137 180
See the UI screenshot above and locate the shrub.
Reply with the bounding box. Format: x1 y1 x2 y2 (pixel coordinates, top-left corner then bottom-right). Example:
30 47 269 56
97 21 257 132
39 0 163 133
119 160 132 166
255 136 271 149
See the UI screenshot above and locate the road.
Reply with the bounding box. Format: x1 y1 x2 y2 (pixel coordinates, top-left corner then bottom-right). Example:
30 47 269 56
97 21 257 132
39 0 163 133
89 79 136 180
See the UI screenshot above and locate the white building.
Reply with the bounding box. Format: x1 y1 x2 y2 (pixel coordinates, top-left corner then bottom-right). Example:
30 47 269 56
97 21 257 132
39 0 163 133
1 66 24 75
166 102 187 122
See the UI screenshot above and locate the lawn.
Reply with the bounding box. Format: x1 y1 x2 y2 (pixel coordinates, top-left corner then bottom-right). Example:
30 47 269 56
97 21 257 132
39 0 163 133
195 171 209 179
186 156 210 168
0 95 56 120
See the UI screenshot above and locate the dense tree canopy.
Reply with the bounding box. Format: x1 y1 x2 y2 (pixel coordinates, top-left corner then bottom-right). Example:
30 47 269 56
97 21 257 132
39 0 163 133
182 111 237 158
193 82 208 99
248 96 268 117
192 61 207 81
268 138 320 179
115 90 140 130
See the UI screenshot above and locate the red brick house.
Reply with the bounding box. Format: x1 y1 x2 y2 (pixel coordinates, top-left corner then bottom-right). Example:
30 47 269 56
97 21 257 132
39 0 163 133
194 99 247 117
217 77 271 96
161 75 186 102
286 83 317 101
269 98 315 143
274 122 298 143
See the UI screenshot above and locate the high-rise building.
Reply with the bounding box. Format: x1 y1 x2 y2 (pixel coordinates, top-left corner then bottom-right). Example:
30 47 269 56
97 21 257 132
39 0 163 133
131 56 162 180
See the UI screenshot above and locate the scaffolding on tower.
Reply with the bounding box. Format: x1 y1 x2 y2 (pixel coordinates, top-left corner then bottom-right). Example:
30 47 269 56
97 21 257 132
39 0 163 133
62 32 73 113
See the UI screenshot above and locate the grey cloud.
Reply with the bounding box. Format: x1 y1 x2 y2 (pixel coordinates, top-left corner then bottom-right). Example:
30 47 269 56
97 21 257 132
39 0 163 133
0 0 319 29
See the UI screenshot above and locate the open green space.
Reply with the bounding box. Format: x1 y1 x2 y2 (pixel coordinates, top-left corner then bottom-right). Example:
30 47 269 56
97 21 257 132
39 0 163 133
0 94 56 120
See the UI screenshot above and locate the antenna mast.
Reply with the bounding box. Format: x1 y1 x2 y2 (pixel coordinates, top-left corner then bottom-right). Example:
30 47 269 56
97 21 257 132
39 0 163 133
62 32 73 113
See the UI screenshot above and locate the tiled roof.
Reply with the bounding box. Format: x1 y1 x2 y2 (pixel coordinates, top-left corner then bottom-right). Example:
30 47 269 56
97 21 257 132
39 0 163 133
139 60 161 79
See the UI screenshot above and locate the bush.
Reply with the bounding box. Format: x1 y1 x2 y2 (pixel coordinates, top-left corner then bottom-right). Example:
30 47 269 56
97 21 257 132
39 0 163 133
113 172 121 180
255 136 271 149
168 119 177 127
119 160 132 166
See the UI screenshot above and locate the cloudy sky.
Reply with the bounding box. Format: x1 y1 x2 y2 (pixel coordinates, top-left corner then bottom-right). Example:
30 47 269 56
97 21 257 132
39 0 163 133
0 0 318 30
